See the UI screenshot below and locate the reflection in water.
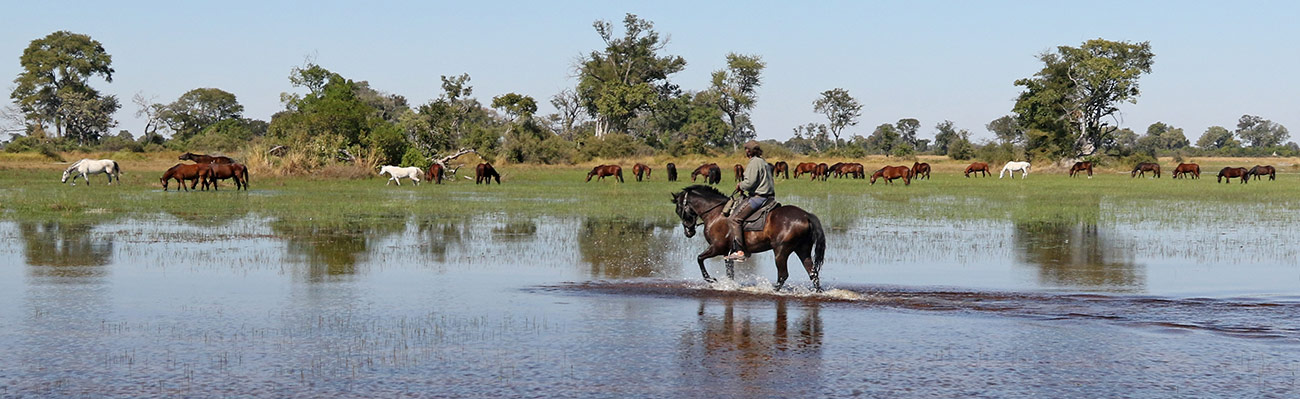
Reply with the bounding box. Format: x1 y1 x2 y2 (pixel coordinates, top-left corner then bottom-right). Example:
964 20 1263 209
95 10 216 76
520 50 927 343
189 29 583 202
273 218 405 282
1014 221 1144 291
491 220 537 241
19 221 112 280
579 218 675 279
676 298 823 397
415 217 466 263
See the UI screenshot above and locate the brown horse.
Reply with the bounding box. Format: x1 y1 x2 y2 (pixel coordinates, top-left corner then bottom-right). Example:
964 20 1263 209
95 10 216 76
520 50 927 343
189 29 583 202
671 185 826 291
586 165 623 183
691 163 717 182
773 161 789 179
839 163 865 179
1131 162 1161 178
1172 163 1200 179
1248 165 1276 181
476 163 500 184
1069 161 1093 178
827 162 845 178
911 162 931 180
204 163 248 191
179 152 234 164
424 163 444 184
633 163 652 182
871 166 912 185
964 162 990 177
733 164 744 182
813 163 829 181
161 163 211 191
793 162 818 179
666 163 678 182
1218 167 1249 184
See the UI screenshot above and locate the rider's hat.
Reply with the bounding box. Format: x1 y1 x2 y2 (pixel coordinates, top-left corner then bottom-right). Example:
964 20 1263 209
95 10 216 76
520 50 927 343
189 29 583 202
743 140 761 150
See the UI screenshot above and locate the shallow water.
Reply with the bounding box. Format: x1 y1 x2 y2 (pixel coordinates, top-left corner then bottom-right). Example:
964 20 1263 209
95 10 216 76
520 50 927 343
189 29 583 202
1 209 1299 397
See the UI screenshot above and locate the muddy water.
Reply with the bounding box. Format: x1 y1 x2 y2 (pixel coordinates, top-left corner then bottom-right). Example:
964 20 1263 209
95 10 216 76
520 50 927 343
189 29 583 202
1 212 1298 398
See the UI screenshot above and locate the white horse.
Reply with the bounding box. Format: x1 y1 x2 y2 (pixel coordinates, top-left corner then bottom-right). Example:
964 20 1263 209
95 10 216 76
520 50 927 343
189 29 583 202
379 165 422 186
999 161 1030 179
61 159 121 186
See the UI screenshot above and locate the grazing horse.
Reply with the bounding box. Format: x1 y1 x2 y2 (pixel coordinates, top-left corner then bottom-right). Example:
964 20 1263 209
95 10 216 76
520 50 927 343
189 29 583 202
476 163 500 184
964 162 991 178
1248 165 1276 181
425 163 444 184
827 162 845 178
633 163 652 182
911 162 931 180
160 163 210 191
1218 167 1249 184
707 165 722 184
1172 163 1200 179
666 163 678 182
813 163 829 181
1069 161 1093 178
205 163 248 190
793 162 818 179
61 159 121 186
773 161 789 179
691 163 718 182
733 164 745 182
380 165 422 186
840 163 865 179
1131 162 1161 178
586 165 624 183
999 162 1031 179
179 152 234 164
671 185 826 291
870 166 912 185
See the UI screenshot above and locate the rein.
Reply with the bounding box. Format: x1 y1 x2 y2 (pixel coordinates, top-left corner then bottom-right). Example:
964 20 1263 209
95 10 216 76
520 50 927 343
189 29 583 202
683 193 728 227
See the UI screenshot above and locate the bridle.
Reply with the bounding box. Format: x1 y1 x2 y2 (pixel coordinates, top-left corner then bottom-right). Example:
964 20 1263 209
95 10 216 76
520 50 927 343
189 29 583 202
678 191 727 227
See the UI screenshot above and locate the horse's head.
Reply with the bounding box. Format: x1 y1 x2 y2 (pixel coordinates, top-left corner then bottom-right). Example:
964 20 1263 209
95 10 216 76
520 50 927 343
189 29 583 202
179 152 194 161
60 168 71 183
671 191 698 238
586 167 597 182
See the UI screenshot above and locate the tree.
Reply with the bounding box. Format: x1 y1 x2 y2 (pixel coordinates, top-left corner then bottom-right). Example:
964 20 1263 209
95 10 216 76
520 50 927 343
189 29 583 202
1141 121 1188 150
862 123 900 154
789 122 830 153
11 31 118 145
157 88 244 141
1013 39 1154 158
576 14 686 137
1195 126 1238 150
986 115 1023 145
932 120 966 155
812 88 861 147
491 93 538 121
548 88 586 140
709 53 765 150
1235 114 1289 147
895 118 921 146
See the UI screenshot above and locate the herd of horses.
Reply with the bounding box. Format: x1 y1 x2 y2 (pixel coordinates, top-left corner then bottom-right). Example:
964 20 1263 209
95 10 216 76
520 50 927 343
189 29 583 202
585 160 943 186
161 153 248 191
379 162 501 185
1065 161 1277 183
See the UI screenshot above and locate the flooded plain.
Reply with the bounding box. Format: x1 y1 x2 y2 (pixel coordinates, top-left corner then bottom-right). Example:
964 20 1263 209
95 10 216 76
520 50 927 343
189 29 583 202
2 196 1300 397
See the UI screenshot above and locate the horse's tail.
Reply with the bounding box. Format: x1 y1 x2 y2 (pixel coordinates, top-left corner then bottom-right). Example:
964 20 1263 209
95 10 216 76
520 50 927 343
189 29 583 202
808 213 826 277
113 160 121 176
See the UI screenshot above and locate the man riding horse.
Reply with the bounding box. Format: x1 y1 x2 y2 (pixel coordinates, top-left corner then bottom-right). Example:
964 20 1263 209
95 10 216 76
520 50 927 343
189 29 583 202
725 140 776 262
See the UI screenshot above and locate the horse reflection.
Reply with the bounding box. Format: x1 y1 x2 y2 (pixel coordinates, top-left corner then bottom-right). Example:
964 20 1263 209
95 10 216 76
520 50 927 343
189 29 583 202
579 218 677 279
20 221 113 281
1013 220 1143 291
675 298 823 397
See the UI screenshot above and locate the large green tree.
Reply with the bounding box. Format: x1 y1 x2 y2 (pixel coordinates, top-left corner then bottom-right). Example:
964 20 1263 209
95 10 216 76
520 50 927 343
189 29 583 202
709 53 765 150
932 120 966 155
577 14 686 137
10 31 119 145
1196 126 1238 150
812 88 861 148
986 115 1023 145
1235 114 1289 147
1013 39 1154 158
157 88 244 141
895 118 921 147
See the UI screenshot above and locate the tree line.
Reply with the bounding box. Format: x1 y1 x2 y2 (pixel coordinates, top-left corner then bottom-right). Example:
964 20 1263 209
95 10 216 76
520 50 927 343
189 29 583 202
4 18 1292 169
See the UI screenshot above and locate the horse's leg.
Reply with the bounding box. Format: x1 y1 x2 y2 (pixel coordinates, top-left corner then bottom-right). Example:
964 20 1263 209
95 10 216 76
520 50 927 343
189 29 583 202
697 244 728 283
793 245 818 292
725 259 735 280
772 248 791 291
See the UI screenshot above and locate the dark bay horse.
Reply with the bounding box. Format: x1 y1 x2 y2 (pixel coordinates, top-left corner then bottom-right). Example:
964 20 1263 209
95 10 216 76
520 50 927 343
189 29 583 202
773 161 789 179
871 166 911 185
1248 165 1276 181
1131 162 1161 178
1069 161 1093 178
733 164 744 182
911 162 931 180
666 163 678 182
671 185 826 291
586 165 623 183
793 162 817 179
813 163 829 181
161 163 211 191
964 162 990 177
827 162 845 178
425 163 444 184
1218 167 1249 183
1172 163 1200 179
204 163 248 190
179 152 234 164
476 163 500 184
633 163 652 182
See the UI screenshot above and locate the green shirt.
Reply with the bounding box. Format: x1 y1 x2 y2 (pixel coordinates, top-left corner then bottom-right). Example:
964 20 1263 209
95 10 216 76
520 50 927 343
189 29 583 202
739 156 775 196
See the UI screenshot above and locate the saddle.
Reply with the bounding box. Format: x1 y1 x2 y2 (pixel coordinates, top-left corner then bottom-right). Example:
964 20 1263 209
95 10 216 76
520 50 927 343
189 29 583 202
739 198 780 231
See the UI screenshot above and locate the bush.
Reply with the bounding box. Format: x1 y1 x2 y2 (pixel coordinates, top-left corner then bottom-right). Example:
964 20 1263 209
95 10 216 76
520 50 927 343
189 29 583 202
948 139 975 160
400 147 431 169
974 142 1016 166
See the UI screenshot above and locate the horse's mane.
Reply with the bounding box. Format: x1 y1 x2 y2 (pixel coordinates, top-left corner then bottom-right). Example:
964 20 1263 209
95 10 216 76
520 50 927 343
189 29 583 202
679 184 727 201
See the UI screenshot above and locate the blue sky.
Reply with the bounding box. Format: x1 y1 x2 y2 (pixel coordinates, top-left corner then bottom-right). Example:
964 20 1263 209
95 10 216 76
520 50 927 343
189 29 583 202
3 0 1297 143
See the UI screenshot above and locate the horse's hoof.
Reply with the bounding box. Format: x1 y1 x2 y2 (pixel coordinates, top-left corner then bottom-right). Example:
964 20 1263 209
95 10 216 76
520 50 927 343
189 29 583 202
704 277 716 284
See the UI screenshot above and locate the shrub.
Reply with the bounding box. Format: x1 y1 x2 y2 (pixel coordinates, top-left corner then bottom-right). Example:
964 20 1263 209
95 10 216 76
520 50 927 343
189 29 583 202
400 147 432 169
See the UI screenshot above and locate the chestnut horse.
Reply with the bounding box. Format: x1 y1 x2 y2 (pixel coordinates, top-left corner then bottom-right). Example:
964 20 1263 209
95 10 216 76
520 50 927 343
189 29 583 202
813 163 829 181
1218 167 1249 184
793 162 818 179
476 163 501 184
827 162 845 178
204 163 248 191
1131 162 1161 178
672 185 826 291
425 163 444 184
633 163 652 182
839 163 865 179
691 163 717 182
964 162 991 178
773 161 789 179
666 163 678 182
1248 165 1276 181
911 162 931 180
161 163 211 191
179 152 234 164
1069 161 1093 178
871 166 912 185
586 165 623 183
733 164 744 182
1172 163 1200 179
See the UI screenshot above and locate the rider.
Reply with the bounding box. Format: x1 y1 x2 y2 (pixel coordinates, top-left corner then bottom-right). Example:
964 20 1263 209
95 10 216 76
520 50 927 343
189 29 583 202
725 140 775 262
